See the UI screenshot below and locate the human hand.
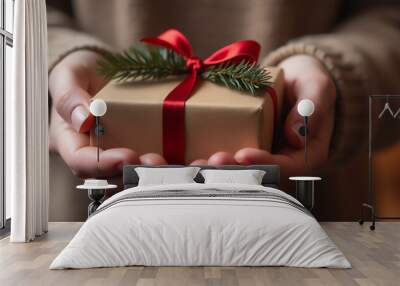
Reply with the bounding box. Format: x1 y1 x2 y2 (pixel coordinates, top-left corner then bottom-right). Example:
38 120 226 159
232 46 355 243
200 55 336 177
49 50 166 178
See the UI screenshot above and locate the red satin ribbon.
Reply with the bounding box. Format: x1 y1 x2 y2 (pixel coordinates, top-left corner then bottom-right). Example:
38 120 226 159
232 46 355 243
142 29 263 164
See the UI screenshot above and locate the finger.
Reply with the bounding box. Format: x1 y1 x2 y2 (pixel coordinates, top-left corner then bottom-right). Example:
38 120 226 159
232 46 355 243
190 159 208 165
49 52 107 133
140 153 168 165
235 148 304 177
54 86 95 133
235 144 329 177
73 147 140 178
51 111 139 178
235 147 290 165
49 65 94 133
208 152 237 165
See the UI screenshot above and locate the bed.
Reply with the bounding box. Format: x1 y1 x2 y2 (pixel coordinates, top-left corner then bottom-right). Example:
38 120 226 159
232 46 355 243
50 165 350 269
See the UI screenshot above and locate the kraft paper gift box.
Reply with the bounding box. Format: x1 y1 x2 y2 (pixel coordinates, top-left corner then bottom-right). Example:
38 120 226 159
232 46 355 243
90 67 284 164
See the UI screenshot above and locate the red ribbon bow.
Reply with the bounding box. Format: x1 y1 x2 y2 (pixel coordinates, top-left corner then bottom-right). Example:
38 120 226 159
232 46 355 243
142 29 263 164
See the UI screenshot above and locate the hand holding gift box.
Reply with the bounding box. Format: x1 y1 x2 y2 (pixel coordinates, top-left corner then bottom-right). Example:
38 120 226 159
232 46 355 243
49 29 336 177
90 29 284 164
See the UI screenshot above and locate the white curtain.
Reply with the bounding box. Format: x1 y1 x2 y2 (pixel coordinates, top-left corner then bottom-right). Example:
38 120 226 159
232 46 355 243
8 0 49 242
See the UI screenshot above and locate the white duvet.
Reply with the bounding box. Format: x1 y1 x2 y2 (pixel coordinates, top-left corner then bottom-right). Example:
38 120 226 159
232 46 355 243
50 183 350 269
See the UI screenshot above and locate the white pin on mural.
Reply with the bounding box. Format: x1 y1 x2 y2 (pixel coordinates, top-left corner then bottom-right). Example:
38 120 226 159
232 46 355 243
297 99 315 165
297 99 315 117
90 99 107 117
90 99 107 162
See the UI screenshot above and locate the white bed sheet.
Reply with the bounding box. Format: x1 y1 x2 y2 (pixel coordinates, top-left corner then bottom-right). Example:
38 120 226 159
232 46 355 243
50 183 350 269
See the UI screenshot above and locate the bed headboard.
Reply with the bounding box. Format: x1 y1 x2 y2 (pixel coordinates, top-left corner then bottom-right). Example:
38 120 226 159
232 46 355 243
123 165 280 189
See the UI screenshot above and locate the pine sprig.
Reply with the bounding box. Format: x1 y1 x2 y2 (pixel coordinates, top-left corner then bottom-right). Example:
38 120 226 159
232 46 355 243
97 45 187 82
202 61 272 95
97 44 272 94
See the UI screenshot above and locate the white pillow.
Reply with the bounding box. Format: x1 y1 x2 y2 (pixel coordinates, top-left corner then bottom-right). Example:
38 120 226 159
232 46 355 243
135 167 200 186
200 169 266 185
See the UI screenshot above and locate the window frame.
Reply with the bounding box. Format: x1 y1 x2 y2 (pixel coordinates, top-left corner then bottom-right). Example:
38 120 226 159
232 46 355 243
0 0 14 233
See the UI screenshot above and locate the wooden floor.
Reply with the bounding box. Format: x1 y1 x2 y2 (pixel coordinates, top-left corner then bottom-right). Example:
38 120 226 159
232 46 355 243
0 222 399 286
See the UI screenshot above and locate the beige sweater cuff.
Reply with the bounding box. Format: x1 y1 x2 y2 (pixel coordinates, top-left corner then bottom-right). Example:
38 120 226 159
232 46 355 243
263 42 369 165
48 27 112 73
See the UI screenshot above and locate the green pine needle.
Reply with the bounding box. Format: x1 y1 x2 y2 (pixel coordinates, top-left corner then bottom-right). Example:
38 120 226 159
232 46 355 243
202 60 272 95
97 44 187 82
97 44 272 94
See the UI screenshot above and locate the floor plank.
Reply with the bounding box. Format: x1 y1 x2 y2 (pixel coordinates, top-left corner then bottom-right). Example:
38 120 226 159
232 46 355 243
0 222 399 286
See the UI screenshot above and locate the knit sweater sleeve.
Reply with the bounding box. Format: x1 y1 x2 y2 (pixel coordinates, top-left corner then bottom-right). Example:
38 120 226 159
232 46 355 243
263 5 400 165
47 6 111 73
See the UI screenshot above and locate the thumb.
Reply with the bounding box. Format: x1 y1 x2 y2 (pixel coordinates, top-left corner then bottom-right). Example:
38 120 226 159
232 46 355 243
49 63 96 133
53 86 95 133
